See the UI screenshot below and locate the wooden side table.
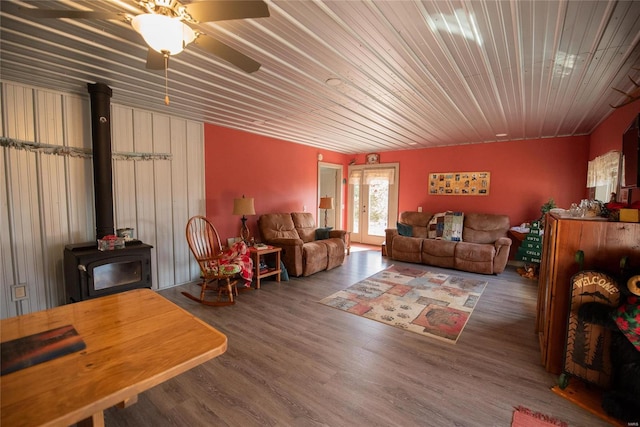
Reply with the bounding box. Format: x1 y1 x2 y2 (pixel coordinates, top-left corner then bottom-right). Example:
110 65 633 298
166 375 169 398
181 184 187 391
249 246 282 289
345 231 351 255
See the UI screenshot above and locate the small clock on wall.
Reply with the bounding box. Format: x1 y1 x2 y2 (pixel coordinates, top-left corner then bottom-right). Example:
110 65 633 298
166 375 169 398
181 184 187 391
365 153 380 164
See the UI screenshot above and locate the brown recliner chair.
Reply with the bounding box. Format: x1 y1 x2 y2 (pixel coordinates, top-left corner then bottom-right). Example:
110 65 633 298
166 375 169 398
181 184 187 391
258 212 346 277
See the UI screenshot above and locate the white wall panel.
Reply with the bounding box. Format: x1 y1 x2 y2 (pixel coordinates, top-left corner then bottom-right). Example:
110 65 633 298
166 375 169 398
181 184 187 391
112 105 137 230
0 148 16 318
151 114 175 290
2 83 43 317
36 90 69 307
186 121 205 281
169 118 190 287
0 81 205 318
8 149 45 314
133 110 159 289
63 95 94 244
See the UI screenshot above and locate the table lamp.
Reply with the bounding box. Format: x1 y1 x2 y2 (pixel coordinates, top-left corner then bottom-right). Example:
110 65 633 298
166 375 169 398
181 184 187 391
319 196 334 228
233 195 255 242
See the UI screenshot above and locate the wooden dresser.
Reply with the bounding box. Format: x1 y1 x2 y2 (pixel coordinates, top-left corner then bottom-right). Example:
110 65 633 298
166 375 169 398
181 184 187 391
536 213 640 375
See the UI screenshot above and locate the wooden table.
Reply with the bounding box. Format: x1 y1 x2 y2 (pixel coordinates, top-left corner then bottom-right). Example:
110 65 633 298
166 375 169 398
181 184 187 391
507 229 527 260
249 246 282 289
1 289 227 427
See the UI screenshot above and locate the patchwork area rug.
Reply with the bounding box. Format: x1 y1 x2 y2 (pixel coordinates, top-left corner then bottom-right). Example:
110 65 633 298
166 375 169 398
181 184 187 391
319 265 487 343
511 406 568 427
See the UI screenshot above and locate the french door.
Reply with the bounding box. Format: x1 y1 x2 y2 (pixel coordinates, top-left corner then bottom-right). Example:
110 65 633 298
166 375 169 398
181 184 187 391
348 164 399 245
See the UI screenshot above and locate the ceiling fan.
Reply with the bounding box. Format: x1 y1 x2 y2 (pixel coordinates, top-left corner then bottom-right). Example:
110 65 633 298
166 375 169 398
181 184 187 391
9 0 269 103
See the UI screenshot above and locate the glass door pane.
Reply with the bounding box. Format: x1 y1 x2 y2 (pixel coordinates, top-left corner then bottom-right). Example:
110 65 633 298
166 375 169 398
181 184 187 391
348 164 398 245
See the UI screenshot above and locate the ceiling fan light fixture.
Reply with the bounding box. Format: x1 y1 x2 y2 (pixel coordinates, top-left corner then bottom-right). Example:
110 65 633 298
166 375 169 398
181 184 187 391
131 13 195 55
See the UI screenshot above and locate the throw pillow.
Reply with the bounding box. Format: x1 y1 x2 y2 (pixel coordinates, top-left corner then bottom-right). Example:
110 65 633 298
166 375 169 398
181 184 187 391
396 222 413 237
443 211 464 242
315 227 333 240
428 212 447 239
427 212 464 241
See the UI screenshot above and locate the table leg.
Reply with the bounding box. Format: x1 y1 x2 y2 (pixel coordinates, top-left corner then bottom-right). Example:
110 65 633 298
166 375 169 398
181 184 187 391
253 252 261 289
77 411 105 427
275 251 281 282
117 395 139 408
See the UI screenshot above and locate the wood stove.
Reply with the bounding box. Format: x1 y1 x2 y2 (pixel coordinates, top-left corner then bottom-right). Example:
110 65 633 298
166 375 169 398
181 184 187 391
64 242 152 302
63 82 153 302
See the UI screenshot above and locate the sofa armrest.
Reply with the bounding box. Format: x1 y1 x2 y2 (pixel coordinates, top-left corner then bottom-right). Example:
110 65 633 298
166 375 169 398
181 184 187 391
384 228 399 258
494 237 512 248
492 237 512 274
329 229 347 241
263 238 304 276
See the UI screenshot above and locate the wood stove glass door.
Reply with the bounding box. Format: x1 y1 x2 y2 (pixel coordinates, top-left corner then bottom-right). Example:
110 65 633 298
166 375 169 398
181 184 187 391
88 256 146 297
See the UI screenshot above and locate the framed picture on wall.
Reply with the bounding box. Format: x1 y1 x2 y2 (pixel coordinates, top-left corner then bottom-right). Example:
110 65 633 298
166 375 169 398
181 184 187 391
428 171 490 195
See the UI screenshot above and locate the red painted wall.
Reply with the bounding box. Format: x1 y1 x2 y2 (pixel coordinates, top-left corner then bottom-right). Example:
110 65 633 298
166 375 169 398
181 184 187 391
589 100 640 159
205 105 640 239
360 137 590 226
204 124 347 241
206 122 590 238
589 100 640 204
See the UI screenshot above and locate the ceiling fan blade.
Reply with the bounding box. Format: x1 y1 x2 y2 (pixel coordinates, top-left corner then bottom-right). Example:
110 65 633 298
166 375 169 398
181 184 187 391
146 49 167 70
185 1 269 22
194 35 261 73
13 7 123 20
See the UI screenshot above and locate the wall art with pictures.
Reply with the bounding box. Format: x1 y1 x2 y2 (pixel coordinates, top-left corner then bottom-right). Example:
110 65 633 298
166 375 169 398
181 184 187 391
429 171 491 196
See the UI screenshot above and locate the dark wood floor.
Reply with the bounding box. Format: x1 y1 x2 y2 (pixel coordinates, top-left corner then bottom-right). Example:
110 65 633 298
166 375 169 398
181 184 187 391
105 248 610 426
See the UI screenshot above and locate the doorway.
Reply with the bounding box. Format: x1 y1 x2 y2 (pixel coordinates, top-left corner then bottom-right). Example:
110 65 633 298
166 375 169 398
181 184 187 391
318 162 343 229
348 164 399 245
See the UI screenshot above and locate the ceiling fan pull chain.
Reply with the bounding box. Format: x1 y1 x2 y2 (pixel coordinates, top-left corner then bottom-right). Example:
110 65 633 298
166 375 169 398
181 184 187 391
164 53 170 106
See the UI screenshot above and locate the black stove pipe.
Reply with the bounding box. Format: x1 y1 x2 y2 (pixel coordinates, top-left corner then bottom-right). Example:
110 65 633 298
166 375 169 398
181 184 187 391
87 82 114 239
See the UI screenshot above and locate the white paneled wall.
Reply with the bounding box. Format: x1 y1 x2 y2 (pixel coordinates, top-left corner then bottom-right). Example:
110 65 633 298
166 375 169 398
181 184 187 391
0 81 205 319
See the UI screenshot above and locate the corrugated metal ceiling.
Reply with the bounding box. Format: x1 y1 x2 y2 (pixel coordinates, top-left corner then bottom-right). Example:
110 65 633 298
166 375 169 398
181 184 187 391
1 0 639 154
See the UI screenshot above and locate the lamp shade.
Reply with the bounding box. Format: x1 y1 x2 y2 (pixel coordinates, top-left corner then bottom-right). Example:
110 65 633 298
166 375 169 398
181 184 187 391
319 197 334 210
131 14 195 55
233 197 256 216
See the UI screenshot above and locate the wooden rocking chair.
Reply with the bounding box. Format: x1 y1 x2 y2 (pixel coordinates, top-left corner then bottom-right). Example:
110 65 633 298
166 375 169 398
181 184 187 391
182 215 241 306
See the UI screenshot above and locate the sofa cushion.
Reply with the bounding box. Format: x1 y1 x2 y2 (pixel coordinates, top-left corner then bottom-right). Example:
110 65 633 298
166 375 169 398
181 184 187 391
391 236 423 263
302 241 328 276
258 213 300 241
397 222 413 237
292 212 317 243
399 211 432 238
454 242 495 274
463 213 510 244
320 238 346 270
421 239 456 269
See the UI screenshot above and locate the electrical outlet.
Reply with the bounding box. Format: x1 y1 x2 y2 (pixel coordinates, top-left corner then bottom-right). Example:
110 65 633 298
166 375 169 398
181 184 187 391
303 205 307 212
418 206 423 212
11 284 28 301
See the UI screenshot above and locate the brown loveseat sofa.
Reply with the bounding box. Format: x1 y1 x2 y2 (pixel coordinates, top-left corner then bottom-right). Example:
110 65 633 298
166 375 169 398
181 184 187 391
258 212 347 277
385 211 512 275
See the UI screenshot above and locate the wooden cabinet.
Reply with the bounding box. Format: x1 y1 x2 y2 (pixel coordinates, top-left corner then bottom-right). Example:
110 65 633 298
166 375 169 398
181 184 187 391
536 213 640 375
